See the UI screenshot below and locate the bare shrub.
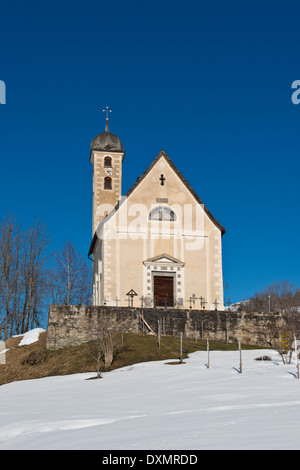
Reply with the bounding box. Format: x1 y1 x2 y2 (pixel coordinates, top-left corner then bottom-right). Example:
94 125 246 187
22 350 47 366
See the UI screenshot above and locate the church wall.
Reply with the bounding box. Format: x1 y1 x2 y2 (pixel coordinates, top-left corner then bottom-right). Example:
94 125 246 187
95 156 224 310
46 305 288 350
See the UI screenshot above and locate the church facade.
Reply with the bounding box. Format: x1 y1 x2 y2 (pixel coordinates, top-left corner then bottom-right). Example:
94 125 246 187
88 117 225 310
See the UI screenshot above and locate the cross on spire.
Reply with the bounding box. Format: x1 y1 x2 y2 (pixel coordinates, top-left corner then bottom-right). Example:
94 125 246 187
102 106 112 131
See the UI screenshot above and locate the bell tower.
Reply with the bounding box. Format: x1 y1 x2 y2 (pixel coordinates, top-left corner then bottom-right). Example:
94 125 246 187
90 107 125 234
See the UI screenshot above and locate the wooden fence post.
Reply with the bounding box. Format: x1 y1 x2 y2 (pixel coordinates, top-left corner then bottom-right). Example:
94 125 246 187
294 336 299 379
180 333 183 363
207 338 210 369
239 339 242 374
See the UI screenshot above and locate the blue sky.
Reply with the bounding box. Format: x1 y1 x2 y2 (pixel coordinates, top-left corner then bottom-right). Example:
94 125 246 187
0 0 299 303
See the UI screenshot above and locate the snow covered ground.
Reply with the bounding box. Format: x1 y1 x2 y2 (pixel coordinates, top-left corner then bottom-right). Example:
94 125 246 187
0 328 46 365
1 346 300 450
14 328 46 346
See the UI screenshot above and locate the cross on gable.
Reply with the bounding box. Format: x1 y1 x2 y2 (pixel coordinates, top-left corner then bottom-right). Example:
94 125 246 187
159 174 166 186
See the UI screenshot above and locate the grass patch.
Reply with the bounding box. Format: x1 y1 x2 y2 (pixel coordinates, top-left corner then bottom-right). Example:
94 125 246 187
0 331 268 386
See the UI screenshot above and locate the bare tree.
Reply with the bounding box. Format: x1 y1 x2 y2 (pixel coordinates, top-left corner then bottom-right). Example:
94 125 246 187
20 219 51 333
247 281 300 314
100 326 121 369
0 215 51 340
87 317 122 376
50 241 92 306
87 326 103 379
0 215 21 339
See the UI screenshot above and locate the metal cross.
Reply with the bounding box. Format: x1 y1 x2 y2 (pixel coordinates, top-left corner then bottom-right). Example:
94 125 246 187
189 295 197 309
140 296 146 308
200 297 208 310
159 174 166 186
102 106 112 119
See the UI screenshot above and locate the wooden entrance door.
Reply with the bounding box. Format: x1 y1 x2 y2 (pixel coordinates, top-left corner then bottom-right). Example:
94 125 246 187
154 276 174 307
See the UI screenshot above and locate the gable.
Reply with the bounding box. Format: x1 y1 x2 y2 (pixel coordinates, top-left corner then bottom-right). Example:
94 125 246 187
88 149 225 256
119 149 225 231
143 254 185 267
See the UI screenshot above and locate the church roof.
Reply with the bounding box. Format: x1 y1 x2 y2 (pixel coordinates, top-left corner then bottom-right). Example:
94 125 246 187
88 149 226 257
91 130 124 152
91 117 124 153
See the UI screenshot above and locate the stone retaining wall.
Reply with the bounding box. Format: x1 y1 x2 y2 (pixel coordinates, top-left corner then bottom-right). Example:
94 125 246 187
46 305 290 350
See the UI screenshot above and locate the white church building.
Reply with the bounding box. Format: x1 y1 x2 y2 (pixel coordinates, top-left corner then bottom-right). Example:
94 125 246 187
88 114 226 310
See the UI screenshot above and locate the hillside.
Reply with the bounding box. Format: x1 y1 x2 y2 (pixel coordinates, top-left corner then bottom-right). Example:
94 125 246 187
0 329 259 386
1 346 300 450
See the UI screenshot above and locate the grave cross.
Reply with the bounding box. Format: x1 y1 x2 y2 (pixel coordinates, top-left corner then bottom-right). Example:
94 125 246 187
200 296 207 310
189 294 197 309
140 296 146 308
126 289 138 307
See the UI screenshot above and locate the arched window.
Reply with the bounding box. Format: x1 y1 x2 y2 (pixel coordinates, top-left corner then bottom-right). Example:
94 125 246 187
104 177 112 190
149 206 176 222
104 156 112 167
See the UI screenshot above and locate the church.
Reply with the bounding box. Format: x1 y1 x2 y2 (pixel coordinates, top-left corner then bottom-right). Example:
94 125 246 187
88 112 226 310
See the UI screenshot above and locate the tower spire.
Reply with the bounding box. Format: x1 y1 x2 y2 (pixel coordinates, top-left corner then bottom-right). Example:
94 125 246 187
102 106 112 132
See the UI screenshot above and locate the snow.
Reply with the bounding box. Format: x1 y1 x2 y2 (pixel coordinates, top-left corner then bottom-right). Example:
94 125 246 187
224 300 249 311
0 344 8 365
0 348 9 355
16 328 46 347
0 348 300 450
